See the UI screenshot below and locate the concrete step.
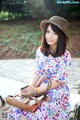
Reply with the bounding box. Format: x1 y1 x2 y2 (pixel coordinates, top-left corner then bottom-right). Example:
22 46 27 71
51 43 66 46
0 77 80 119
0 77 26 97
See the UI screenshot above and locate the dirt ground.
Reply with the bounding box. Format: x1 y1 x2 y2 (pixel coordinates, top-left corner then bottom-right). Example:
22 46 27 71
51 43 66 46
0 20 80 59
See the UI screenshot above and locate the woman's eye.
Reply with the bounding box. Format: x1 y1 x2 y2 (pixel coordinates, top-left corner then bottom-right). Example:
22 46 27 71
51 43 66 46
46 30 50 33
53 32 57 34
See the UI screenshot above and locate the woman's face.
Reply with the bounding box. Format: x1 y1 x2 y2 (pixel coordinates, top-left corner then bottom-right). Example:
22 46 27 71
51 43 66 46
45 25 58 47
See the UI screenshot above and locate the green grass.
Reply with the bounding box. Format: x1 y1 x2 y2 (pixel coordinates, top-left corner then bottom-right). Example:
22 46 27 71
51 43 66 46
0 20 80 59
0 11 9 20
0 20 41 58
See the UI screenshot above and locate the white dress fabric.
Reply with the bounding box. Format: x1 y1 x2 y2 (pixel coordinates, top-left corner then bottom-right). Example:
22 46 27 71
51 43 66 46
8 47 72 120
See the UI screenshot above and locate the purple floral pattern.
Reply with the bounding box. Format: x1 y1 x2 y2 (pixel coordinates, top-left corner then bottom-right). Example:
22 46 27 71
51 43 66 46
8 47 72 120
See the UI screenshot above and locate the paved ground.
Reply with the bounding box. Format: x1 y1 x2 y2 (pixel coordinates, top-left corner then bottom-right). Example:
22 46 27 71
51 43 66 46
0 58 80 119
0 58 80 94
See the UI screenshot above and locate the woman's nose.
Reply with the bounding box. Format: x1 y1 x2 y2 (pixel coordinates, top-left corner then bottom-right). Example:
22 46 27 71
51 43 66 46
49 33 53 38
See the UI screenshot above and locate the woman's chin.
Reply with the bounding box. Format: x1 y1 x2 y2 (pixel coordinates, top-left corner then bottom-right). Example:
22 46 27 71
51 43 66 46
47 42 53 45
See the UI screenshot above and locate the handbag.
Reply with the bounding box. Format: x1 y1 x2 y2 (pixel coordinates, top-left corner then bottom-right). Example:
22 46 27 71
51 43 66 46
6 76 52 112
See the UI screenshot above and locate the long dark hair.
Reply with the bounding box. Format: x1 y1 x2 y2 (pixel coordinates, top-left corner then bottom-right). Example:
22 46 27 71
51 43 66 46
41 23 68 57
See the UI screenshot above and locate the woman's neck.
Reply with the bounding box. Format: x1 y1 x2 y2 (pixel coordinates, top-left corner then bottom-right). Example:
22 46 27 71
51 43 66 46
50 45 57 53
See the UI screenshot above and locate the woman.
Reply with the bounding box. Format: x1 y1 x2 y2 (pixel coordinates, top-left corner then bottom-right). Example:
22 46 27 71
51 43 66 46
8 16 72 120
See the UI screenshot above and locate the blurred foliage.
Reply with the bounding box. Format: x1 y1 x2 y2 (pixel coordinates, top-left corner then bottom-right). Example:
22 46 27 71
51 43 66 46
44 0 80 19
0 0 80 20
0 0 31 20
0 0 80 59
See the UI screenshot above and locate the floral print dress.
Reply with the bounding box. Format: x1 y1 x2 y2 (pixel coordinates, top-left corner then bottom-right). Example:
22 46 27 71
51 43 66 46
8 47 72 120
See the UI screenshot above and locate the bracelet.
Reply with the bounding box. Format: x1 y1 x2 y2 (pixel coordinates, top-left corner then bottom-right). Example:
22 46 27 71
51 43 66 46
35 87 39 94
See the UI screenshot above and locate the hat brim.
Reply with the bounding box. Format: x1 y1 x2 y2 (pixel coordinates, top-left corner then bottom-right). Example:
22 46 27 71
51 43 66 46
40 20 69 40
0 97 10 111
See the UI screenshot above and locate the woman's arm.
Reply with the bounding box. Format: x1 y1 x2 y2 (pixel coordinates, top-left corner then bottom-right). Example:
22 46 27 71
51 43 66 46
30 74 40 87
37 80 62 94
21 78 62 97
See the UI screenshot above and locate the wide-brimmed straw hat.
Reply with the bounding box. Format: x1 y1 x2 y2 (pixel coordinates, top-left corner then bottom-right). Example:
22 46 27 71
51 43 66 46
40 16 69 40
0 96 10 111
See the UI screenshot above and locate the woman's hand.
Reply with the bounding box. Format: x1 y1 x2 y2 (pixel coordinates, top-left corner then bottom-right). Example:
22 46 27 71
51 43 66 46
20 85 36 97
